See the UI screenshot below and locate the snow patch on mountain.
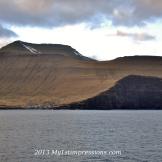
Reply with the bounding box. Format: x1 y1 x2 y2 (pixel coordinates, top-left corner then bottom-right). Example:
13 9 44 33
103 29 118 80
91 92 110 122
74 51 82 56
22 43 41 54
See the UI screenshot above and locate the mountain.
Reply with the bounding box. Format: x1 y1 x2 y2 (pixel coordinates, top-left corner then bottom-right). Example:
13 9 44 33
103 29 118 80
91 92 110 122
61 75 162 110
0 40 92 60
0 41 162 109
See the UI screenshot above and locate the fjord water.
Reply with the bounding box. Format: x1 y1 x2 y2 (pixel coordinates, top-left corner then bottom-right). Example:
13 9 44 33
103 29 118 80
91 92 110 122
0 110 161 162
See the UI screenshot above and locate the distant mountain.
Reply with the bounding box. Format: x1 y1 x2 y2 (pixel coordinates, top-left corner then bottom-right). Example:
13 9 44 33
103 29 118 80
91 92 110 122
0 41 162 109
62 75 162 110
0 40 92 61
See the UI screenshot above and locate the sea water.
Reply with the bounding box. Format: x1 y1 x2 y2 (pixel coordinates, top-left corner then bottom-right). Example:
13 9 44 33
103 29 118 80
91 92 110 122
0 110 161 162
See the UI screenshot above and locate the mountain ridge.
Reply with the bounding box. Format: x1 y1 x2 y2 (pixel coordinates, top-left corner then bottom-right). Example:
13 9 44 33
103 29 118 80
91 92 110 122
0 41 162 109
0 40 93 61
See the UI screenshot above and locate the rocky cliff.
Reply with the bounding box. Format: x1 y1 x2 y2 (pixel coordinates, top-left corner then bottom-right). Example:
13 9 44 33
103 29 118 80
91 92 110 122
62 75 162 110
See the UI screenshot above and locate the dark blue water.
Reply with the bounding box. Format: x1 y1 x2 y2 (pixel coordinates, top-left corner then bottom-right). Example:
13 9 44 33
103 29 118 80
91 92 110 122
0 110 161 162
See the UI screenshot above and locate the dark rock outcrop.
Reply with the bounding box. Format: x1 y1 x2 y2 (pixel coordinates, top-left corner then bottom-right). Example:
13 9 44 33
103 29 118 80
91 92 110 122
62 75 162 110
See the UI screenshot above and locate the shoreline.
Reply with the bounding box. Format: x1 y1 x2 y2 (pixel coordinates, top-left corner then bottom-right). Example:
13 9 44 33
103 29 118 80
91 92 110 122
0 107 162 110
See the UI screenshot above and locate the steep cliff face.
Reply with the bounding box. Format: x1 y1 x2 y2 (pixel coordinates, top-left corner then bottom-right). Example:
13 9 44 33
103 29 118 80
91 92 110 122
63 75 162 109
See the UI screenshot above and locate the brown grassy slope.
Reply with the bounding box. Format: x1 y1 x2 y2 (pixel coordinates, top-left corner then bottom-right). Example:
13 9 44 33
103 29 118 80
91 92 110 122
0 41 162 108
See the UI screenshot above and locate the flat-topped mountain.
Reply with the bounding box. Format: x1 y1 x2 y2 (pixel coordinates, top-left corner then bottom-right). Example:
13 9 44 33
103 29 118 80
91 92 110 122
0 40 91 60
0 41 162 109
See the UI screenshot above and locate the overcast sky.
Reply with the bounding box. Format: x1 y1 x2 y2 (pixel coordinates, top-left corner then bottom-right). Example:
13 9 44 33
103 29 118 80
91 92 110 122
0 0 162 60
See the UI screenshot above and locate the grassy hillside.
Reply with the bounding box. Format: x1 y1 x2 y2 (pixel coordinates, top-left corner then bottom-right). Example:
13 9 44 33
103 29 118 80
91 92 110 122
0 41 162 108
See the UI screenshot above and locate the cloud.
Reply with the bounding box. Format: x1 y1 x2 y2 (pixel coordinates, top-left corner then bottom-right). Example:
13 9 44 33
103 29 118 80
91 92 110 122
0 25 17 38
116 30 155 41
14 0 54 14
0 0 162 27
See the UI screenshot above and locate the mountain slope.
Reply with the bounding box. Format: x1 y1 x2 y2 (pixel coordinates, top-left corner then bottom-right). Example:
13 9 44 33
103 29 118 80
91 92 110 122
0 41 162 108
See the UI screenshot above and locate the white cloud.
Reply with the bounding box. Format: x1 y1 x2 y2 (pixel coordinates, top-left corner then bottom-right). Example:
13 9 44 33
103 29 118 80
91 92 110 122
114 30 155 41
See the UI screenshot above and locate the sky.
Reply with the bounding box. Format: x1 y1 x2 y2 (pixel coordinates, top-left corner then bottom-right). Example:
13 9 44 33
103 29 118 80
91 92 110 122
0 0 162 60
